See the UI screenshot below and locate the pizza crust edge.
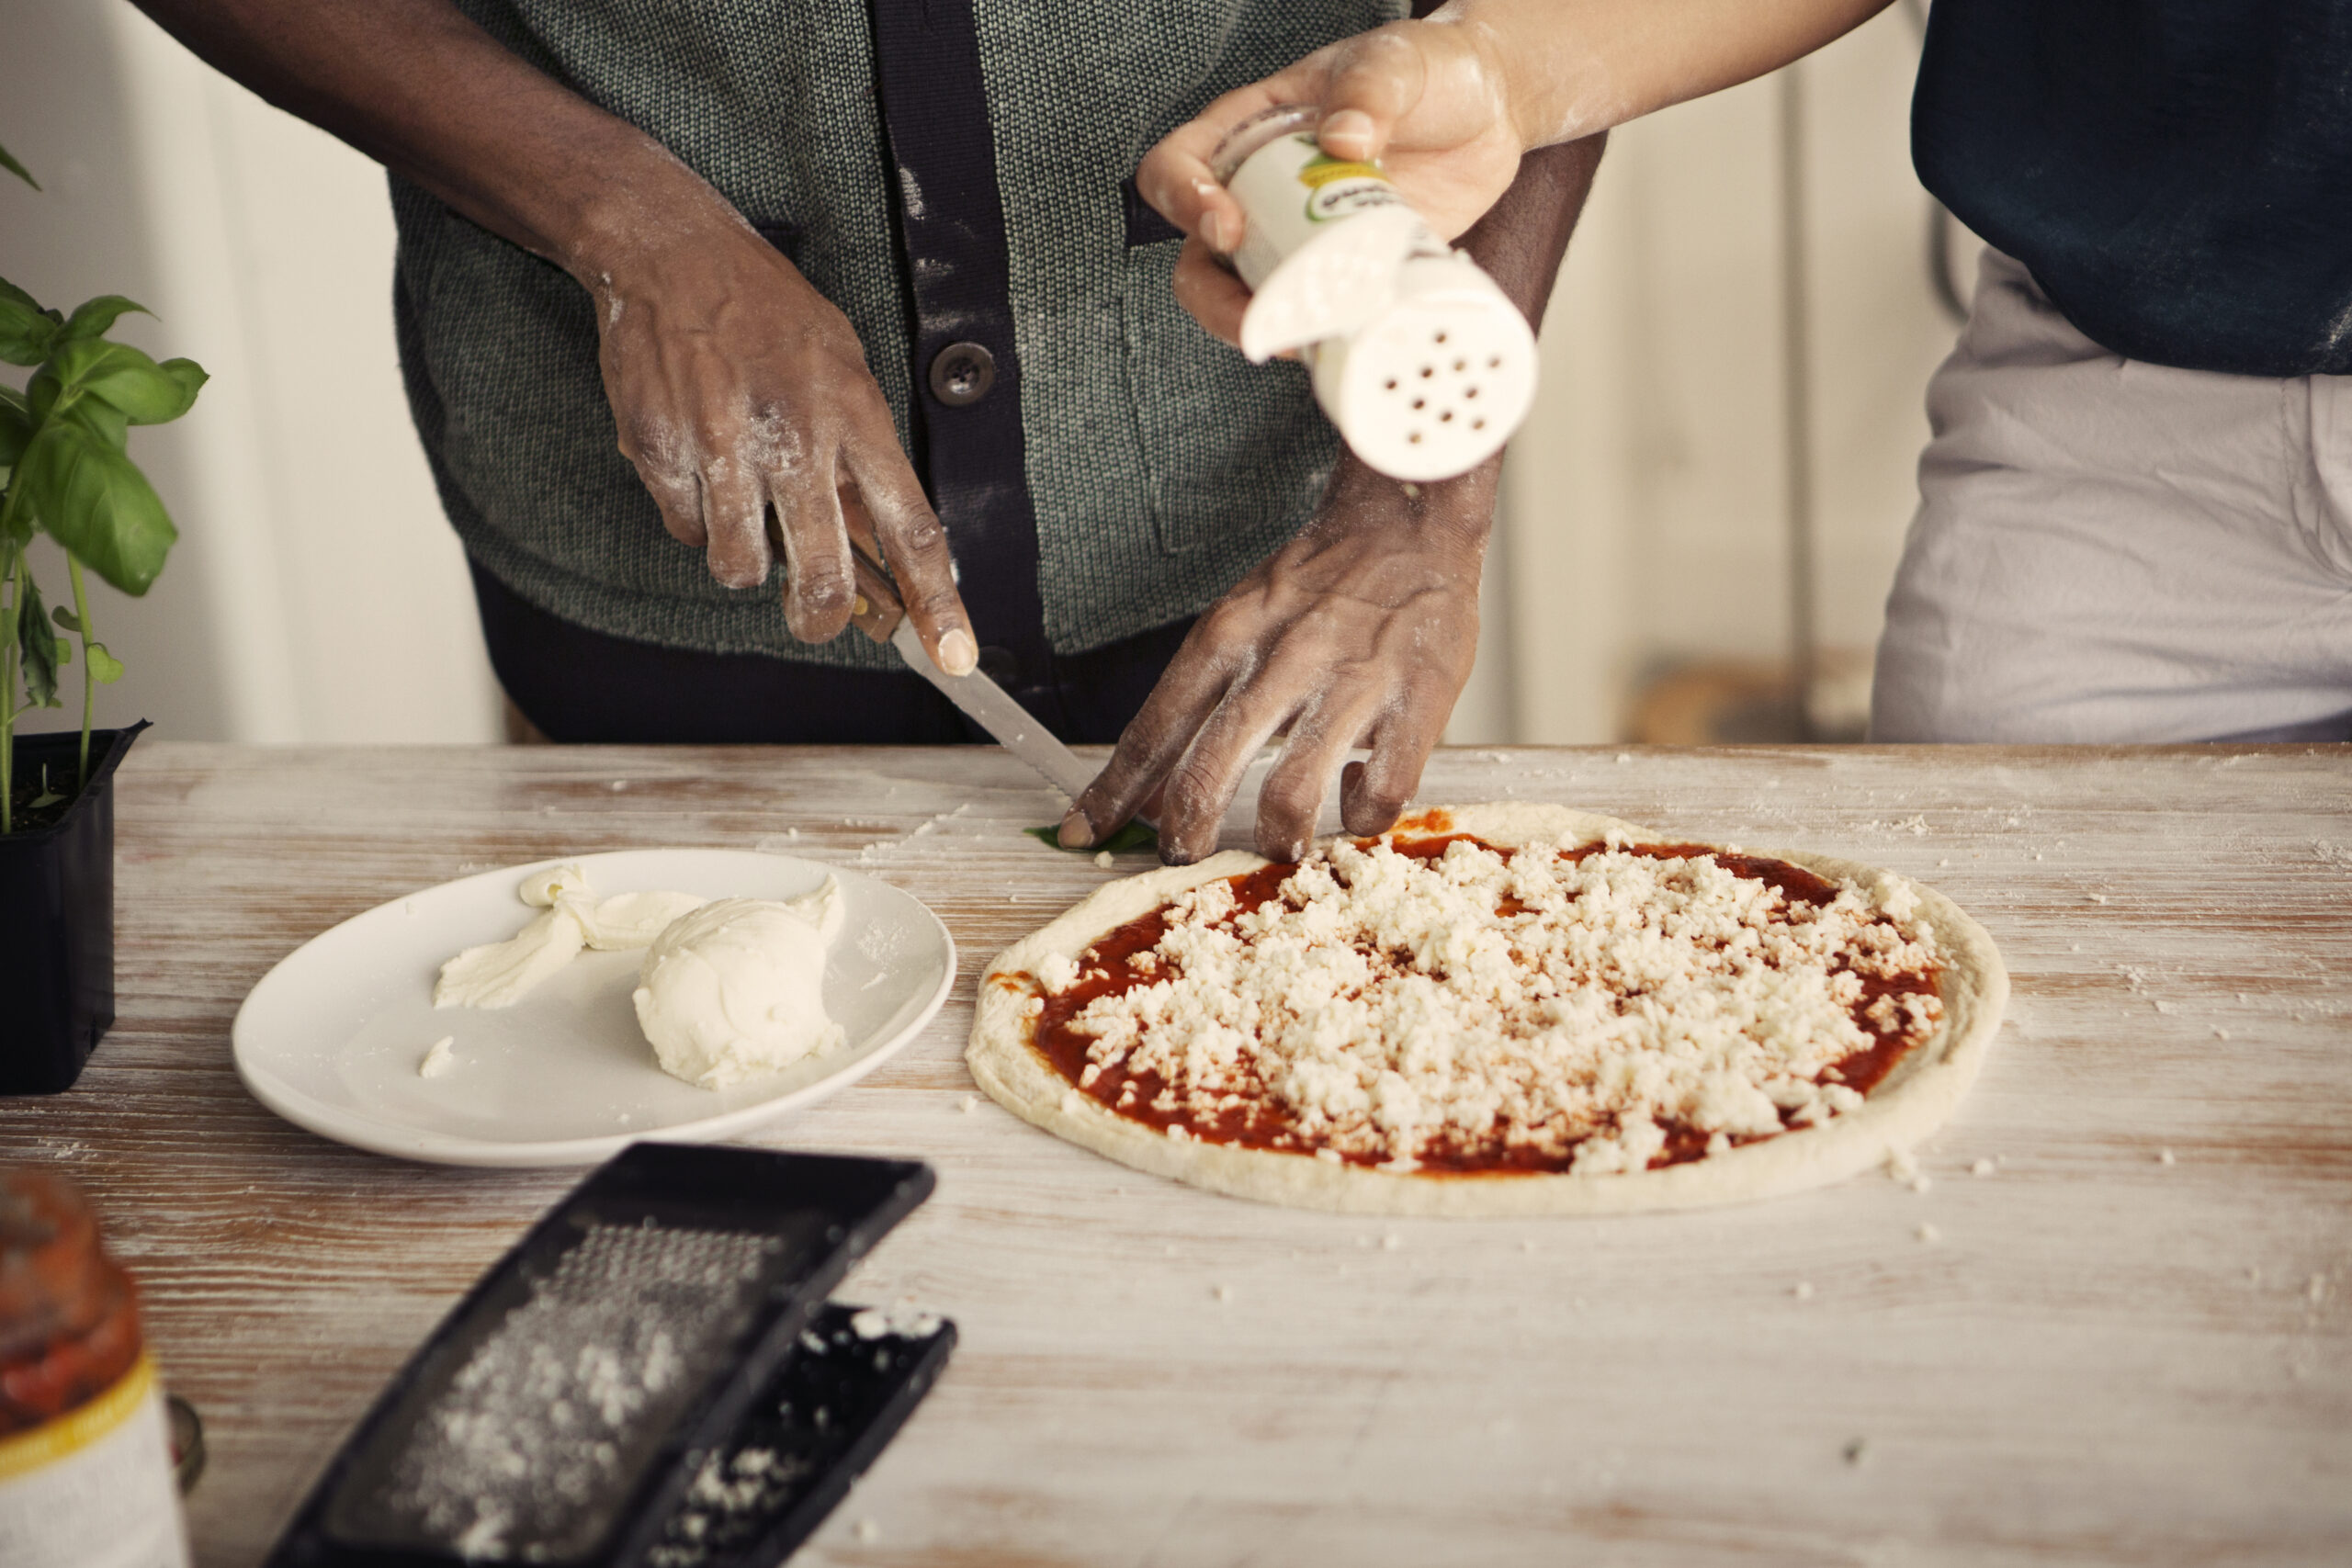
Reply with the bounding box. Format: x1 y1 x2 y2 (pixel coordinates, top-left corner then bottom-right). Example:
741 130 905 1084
965 803 2007 1216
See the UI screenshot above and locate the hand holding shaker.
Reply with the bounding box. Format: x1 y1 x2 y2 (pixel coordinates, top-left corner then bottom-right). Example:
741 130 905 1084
1210 105 1538 483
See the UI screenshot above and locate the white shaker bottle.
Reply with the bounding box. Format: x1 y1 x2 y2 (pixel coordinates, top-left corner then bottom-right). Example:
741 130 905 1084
1209 104 1538 483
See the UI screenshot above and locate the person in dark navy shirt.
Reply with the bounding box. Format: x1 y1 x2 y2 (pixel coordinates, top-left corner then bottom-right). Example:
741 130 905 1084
1153 0 2352 741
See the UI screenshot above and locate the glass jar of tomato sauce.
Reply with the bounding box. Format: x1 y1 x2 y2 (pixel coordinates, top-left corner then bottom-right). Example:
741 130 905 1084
0 1168 189 1567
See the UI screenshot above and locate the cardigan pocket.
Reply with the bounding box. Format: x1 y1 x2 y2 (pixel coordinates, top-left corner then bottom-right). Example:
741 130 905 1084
1117 236 1338 558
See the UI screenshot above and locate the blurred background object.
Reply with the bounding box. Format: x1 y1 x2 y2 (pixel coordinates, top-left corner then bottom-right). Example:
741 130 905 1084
0 1 498 744
1460 1 1973 746
0 3 1968 748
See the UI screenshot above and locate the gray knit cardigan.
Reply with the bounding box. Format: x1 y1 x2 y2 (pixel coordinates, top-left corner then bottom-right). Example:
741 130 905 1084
391 0 1402 669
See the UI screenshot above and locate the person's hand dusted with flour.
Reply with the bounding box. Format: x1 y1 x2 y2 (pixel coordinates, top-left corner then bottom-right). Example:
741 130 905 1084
131 0 988 694
1067 0 1871 862
582 192 975 671
1136 0 2352 747
136 0 1619 853
1065 8 1647 864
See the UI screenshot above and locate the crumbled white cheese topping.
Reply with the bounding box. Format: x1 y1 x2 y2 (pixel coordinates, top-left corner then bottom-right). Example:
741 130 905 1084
1040 838 1943 1173
1035 952 1081 994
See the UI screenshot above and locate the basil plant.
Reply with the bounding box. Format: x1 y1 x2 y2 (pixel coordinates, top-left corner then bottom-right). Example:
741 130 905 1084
0 138 206 830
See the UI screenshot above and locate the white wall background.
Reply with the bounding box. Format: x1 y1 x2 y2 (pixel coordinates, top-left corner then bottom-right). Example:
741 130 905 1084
1467 4 1965 744
3 3 1956 749
0 1 499 745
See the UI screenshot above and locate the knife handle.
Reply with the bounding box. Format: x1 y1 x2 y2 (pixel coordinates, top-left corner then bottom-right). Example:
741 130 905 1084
782 487 903 645
758 488 933 653
848 549 903 643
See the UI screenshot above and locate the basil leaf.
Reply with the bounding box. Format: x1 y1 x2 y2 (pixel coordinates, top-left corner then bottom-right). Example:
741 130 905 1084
158 357 209 413
1100 820 1160 854
0 386 29 468
51 603 82 633
15 423 178 594
59 295 150 343
0 142 34 190
55 392 129 451
1023 819 1159 854
25 364 60 423
85 641 124 684
50 338 204 425
0 276 56 367
0 469 29 548
16 571 60 709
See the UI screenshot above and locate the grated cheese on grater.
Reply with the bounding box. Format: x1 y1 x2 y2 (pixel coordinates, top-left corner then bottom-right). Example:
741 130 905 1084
1035 835 1942 1174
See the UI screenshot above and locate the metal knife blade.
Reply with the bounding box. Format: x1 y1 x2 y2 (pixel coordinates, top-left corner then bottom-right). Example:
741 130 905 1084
888 618 1099 802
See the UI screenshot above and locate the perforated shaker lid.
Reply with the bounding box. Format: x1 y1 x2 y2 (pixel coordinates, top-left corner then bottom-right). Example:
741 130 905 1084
1311 250 1539 482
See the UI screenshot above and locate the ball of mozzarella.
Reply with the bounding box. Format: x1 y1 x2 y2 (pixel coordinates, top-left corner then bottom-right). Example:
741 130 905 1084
632 884 844 1089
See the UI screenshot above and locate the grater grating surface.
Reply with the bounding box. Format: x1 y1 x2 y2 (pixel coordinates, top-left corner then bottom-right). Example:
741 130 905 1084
361 1224 786 1560
272 1145 938 1568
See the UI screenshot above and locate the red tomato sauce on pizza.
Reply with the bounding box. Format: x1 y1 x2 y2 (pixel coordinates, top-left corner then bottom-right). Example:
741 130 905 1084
1022 831 1941 1175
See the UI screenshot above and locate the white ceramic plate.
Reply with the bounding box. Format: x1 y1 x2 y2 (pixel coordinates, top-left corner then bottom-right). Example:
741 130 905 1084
232 850 956 1168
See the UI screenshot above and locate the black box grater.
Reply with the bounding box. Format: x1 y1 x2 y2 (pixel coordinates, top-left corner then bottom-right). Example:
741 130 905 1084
266 1144 951 1568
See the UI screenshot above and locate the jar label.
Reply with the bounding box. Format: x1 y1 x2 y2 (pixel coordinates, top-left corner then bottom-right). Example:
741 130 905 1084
0 1353 190 1568
1228 133 1430 293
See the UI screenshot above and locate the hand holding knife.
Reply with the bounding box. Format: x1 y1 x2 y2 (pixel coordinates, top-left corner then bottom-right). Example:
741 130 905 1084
837 513 1111 809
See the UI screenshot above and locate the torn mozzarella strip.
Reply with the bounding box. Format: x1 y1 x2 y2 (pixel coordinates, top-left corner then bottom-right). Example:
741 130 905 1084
570 889 709 950
435 863 712 1008
517 860 593 908
434 904 587 1009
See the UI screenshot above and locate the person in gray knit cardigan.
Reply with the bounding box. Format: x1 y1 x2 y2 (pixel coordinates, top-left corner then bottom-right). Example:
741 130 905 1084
130 0 1603 864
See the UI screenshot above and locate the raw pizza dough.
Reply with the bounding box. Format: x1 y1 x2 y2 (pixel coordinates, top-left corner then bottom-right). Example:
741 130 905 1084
967 803 2006 1216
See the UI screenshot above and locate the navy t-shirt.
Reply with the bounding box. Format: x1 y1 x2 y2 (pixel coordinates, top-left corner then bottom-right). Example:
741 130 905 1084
1913 0 2352 378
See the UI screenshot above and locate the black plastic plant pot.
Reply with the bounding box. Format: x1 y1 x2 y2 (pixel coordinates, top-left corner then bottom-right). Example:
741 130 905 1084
2 722 148 1095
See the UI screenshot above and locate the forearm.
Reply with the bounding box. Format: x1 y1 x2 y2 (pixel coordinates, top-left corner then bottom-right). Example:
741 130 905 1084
1432 0 1894 148
1323 130 1605 529
130 0 721 281
1455 132 1605 334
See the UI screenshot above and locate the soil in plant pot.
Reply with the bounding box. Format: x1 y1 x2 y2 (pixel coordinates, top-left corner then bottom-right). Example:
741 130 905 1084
6 757 85 835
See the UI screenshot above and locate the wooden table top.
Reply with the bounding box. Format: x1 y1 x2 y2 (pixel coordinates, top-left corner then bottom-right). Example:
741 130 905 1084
6 741 2348 1567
